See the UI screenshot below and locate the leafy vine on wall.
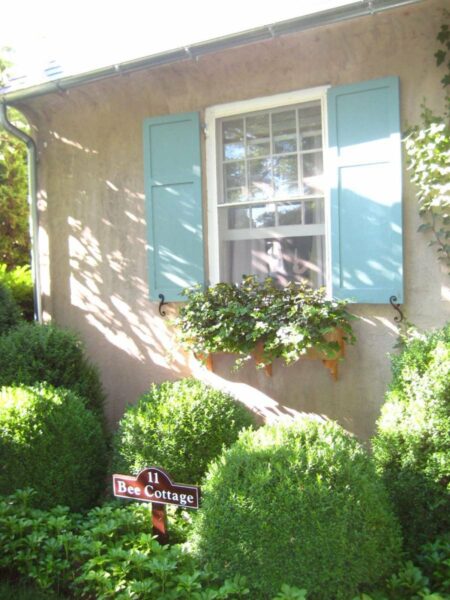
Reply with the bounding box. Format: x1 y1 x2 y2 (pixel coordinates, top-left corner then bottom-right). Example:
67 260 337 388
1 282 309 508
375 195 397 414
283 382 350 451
404 13 450 272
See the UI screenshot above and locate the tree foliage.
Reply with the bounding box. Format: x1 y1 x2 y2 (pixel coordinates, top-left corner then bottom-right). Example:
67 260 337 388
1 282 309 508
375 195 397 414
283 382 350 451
0 51 30 268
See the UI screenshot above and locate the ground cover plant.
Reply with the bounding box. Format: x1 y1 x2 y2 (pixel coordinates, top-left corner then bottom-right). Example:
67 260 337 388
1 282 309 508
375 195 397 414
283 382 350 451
0 385 108 511
1 488 448 599
0 322 105 416
113 378 255 485
190 418 402 600
0 490 252 599
372 322 450 553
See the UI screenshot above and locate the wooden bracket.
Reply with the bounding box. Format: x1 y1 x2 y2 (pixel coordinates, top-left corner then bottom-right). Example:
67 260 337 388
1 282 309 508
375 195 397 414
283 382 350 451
195 329 345 381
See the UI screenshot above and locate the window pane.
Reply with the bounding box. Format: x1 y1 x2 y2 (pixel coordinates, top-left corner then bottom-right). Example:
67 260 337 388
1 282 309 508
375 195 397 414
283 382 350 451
298 102 322 133
278 202 303 226
224 161 245 189
273 110 297 154
221 235 325 288
223 119 245 160
273 155 298 198
228 206 251 229
246 114 270 158
251 204 276 228
248 158 272 200
304 199 324 224
301 133 322 151
302 152 323 195
226 187 248 203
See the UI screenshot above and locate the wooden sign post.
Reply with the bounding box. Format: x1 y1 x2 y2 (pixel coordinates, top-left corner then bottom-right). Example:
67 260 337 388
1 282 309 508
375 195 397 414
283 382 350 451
113 467 200 543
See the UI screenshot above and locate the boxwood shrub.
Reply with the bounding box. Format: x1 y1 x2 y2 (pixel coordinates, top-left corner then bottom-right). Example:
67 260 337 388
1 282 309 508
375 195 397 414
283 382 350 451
0 385 108 511
0 322 105 416
191 418 402 600
0 281 21 335
372 324 450 553
112 378 255 484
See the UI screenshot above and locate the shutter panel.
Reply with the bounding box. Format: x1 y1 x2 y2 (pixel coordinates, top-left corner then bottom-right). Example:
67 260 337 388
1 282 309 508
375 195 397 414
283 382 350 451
143 112 204 302
327 76 403 303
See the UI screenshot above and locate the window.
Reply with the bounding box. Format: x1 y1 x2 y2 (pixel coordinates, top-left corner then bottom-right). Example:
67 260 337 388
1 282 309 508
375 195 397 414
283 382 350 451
206 88 330 291
144 77 403 304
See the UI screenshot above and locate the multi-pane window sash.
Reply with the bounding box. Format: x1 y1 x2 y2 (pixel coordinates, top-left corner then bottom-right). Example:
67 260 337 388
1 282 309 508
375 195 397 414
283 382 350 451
217 101 326 287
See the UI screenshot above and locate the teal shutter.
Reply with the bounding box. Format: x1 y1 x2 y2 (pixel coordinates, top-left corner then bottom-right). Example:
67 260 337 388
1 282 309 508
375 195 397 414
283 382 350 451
327 76 403 303
143 112 204 302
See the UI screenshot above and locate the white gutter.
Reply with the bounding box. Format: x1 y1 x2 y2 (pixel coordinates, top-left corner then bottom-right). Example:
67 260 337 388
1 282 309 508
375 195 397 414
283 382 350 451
1 0 422 104
0 102 42 322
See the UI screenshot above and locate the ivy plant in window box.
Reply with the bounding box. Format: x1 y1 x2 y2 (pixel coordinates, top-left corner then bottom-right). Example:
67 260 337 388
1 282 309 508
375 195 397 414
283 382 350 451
175 276 355 379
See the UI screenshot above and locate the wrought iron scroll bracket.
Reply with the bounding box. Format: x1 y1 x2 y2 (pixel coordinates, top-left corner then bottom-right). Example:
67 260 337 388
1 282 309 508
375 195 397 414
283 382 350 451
389 295 404 324
158 294 168 317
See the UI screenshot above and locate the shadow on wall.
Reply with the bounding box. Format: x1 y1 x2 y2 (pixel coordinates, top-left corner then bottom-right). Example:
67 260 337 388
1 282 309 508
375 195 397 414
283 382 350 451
39 125 404 434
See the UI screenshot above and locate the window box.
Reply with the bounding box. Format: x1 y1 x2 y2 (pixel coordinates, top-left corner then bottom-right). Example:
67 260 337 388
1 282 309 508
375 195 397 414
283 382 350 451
175 277 354 380
197 327 346 380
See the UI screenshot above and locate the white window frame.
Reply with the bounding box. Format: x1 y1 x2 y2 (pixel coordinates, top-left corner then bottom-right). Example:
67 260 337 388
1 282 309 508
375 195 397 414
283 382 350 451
205 85 332 295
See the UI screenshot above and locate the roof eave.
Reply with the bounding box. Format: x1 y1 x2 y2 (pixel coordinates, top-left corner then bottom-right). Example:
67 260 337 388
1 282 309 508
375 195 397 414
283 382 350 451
1 0 422 105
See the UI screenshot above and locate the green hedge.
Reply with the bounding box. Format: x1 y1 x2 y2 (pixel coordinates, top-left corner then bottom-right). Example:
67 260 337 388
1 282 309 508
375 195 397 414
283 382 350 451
373 324 450 553
0 264 34 321
0 281 21 335
112 378 255 484
191 419 402 600
0 385 107 511
0 322 105 416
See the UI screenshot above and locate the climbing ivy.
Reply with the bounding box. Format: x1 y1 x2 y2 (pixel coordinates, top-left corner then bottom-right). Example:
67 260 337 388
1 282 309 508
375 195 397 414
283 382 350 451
404 14 450 272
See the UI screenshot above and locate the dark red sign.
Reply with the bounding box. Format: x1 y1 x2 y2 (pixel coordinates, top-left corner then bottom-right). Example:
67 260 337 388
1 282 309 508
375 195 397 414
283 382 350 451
113 467 200 509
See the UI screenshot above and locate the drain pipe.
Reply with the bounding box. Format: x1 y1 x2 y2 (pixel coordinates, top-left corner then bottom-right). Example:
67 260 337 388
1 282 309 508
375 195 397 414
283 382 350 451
0 101 42 322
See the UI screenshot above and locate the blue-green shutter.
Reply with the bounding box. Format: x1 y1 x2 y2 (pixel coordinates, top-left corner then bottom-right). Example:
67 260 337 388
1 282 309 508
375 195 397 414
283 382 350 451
143 112 204 302
327 76 403 303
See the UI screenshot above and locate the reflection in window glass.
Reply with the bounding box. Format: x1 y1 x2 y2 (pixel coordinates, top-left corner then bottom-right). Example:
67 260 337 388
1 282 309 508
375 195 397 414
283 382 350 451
218 98 326 288
304 199 324 224
224 161 245 189
273 110 297 154
246 113 270 158
228 206 251 229
248 158 272 200
278 202 303 226
273 155 298 198
221 236 325 288
223 119 245 161
251 204 276 228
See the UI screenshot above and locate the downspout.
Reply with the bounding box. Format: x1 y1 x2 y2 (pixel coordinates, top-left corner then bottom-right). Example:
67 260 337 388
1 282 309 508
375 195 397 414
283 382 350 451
0 101 42 322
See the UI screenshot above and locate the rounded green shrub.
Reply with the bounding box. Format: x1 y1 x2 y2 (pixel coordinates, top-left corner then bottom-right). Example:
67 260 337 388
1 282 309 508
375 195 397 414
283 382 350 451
191 419 402 600
112 378 255 484
373 325 450 553
0 281 21 335
0 385 108 511
0 322 105 416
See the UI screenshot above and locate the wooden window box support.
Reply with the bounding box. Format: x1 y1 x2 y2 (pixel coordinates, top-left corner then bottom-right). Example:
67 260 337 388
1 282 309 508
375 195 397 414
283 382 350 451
197 328 345 381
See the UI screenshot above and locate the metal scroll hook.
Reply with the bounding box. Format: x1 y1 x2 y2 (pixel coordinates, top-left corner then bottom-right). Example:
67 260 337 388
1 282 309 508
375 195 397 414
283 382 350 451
389 295 404 324
158 294 168 317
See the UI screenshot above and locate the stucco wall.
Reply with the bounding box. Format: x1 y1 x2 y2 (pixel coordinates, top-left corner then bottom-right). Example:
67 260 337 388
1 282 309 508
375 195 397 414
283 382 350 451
20 0 449 439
